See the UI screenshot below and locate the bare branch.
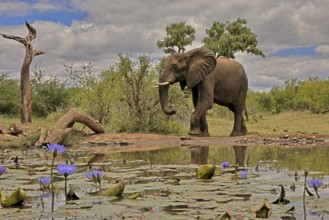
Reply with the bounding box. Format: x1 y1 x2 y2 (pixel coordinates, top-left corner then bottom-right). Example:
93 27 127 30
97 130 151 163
1 34 27 45
33 50 46 57
25 21 36 40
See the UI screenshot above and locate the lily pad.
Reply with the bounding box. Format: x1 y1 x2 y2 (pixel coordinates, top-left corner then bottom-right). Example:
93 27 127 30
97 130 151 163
0 187 26 207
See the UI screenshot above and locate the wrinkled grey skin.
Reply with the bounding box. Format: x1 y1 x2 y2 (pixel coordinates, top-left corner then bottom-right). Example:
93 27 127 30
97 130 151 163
158 47 248 137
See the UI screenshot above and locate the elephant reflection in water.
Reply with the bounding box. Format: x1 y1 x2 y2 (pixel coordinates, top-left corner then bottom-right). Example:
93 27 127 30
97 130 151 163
189 145 247 166
190 146 209 165
233 144 247 167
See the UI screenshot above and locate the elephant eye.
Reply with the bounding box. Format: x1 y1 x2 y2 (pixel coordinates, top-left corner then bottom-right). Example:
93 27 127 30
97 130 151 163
172 64 179 72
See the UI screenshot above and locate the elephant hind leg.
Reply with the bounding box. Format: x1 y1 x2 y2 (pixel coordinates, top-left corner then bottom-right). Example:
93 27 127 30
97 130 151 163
241 116 247 135
241 107 248 135
230 117 247 136
230 107 246 137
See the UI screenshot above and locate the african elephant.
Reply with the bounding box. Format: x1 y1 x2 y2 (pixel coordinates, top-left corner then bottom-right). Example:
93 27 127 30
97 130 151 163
158 47 248 137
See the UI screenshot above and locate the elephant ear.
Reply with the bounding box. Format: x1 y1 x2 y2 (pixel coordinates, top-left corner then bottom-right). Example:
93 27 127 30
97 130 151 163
186 47 217 89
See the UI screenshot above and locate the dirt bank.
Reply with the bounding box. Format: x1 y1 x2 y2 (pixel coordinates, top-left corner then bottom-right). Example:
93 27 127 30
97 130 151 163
79 132 329 154
1 124 328 154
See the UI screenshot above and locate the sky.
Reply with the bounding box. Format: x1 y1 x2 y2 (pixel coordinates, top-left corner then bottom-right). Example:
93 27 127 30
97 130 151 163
0 0 329 91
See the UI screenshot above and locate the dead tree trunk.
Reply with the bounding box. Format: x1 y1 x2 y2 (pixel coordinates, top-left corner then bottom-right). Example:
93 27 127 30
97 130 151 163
44 110 105 144
1 21 45 123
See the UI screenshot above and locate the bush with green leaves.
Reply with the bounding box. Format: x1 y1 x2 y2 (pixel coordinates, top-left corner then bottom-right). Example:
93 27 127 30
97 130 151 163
294 77 329 113
67 55 189 134
0 73 20 116
247 77 329 115
109 54 189 134
31 68 71 117
67 63 119 124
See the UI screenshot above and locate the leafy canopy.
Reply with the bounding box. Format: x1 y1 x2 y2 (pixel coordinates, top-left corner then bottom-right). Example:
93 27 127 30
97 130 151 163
203 18 265 58
157 21 195 54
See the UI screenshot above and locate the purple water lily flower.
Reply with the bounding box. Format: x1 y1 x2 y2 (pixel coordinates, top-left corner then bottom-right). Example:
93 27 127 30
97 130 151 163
309 178 323 198
0 166 7 175
47 143 66 157
57 164 77 201
221 161 229 169
38 176 51 188
86 170 104 183
309 178 323 189
239 170 248 179
57 164 77 177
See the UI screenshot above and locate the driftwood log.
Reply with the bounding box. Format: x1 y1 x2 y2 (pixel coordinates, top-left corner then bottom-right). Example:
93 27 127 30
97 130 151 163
37 110 105 145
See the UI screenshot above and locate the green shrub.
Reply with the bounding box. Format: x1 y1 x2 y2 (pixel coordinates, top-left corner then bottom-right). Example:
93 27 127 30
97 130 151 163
0 73 20 116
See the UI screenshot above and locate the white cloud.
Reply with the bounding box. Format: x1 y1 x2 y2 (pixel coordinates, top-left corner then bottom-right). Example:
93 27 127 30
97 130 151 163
0 2 30 16
31 1 64 12
1 0 329 90
0 1 68 16
316 45 329 55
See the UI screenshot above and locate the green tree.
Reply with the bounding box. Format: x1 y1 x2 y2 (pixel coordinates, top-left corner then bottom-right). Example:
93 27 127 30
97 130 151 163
157 21 195 53
203 18 265 58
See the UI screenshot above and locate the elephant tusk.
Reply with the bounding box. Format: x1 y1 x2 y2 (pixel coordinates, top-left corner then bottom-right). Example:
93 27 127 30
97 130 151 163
158 82 170 86
152 85 159 88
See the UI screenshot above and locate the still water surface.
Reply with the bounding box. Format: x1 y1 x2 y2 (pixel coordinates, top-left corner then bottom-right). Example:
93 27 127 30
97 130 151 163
1 144 329 219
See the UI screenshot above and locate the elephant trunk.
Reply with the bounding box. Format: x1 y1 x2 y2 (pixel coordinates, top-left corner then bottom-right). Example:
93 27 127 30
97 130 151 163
159 84 176 115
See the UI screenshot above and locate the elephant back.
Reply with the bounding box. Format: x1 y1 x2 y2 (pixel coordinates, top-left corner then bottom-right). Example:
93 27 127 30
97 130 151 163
216 57 246 77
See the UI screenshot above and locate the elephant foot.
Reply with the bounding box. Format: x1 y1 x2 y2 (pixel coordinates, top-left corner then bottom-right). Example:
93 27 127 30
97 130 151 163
230 130 246 137
188 128 200 136
199 131 210 137
241 129 248 136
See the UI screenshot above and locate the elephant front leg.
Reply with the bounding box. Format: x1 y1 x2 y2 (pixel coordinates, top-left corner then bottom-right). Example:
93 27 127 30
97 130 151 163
189 84 213 136
189 104 212 136
200 115 210 137
188 111 201 136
